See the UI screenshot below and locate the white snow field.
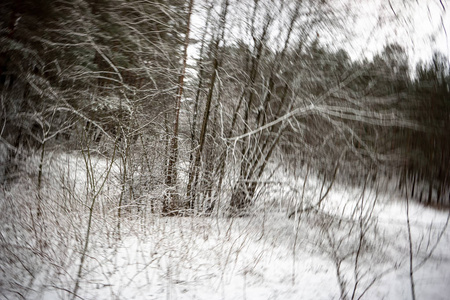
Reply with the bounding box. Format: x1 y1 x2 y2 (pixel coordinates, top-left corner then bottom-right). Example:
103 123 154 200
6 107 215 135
1 152 449 300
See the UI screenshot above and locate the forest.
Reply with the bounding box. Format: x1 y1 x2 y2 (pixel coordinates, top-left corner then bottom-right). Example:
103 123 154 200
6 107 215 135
1 0 449 299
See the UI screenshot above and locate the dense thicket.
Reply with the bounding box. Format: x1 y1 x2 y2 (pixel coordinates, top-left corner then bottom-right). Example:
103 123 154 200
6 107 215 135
1 0 449 215
0 0 185 176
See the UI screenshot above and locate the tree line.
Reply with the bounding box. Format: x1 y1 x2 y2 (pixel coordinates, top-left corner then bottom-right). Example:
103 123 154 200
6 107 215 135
1 0 449 216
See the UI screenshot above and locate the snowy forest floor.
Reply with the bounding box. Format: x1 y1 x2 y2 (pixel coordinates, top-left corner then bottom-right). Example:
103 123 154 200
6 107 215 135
1 152 449 300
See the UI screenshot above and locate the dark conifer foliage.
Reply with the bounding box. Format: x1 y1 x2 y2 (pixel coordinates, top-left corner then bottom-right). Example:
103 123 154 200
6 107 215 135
1 0 448 210
0 0 185 182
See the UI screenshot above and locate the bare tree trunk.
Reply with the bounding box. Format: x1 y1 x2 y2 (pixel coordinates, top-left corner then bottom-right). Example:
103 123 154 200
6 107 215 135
186 0 229 210
405 177 417 300
230 3 300 213
189 2 213 151
164 0 194 215
427 178 433 205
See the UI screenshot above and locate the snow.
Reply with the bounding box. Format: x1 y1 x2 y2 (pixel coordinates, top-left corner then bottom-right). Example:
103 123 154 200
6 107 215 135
1 153 449 299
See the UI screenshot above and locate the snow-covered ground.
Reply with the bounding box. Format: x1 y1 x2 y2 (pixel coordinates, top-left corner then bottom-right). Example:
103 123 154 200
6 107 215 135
1 153 449 299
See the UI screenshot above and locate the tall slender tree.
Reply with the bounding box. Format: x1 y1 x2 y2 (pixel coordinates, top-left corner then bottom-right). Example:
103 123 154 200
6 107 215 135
164 0 194 214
